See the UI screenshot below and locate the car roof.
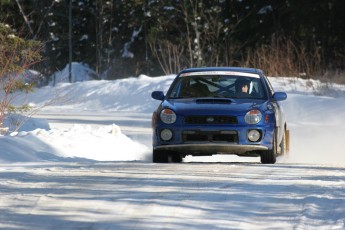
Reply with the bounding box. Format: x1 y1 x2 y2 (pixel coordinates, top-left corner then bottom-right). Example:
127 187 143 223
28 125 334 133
179 67 263 75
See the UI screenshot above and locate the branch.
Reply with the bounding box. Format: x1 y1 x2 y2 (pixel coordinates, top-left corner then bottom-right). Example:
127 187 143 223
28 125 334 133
15 0 34 36
33 1 57 40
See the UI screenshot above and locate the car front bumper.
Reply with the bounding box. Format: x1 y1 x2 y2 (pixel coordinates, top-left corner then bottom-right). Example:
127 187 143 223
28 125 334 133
154 143 268 155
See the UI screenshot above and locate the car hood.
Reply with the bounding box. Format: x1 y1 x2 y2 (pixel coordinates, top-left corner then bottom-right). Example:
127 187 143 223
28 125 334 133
161 98 267 116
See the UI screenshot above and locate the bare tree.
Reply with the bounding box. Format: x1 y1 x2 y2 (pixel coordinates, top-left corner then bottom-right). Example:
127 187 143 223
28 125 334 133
149 39 186 75
15 0 34 36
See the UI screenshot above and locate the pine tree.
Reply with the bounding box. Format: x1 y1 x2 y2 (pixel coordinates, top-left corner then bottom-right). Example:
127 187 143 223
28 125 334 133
0 23 42 130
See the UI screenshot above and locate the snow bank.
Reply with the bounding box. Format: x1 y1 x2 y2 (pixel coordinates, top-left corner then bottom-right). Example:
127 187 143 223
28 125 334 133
50 62 98 84
0 123 150 163
15 74 174 113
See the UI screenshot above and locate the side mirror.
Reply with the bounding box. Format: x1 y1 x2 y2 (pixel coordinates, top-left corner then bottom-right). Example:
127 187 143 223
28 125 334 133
272 92 287 101
151 91 165 101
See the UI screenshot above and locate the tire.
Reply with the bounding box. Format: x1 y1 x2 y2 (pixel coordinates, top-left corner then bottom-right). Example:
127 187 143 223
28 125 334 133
170 153 183 163
279 129 290 155
153 150 182 163
279 130 286 155
260 131 277 164
285 129 290 153
153 150 168 163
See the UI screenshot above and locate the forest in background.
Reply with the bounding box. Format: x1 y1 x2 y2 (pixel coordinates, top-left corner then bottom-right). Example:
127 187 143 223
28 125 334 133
1 0 345 83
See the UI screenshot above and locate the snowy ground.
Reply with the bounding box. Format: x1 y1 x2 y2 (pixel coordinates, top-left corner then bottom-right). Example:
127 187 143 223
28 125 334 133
1 66 345 229
1 162 345 229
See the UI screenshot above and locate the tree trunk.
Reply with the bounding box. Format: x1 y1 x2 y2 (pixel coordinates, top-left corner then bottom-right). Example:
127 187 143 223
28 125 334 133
68 0 73 83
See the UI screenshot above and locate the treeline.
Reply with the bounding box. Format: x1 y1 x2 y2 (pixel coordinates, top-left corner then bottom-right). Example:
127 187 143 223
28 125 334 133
1 0 345 82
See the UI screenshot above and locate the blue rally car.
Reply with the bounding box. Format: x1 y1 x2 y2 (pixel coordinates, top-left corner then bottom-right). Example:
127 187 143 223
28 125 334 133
151 67 289 164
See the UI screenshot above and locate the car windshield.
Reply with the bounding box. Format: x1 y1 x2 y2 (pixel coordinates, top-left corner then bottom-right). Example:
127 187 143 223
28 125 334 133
168 72 266 99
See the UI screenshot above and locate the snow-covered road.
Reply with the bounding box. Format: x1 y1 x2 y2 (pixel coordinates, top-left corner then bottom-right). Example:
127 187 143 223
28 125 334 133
1 162 344 229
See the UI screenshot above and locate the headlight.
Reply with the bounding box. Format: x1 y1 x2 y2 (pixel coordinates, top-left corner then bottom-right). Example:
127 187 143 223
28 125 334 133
247 129 261 142
245 110 262 124
160 109 176 124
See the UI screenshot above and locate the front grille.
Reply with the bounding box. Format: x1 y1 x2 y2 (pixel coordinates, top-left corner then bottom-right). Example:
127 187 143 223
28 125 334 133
184 116 238 125
182 131 238 143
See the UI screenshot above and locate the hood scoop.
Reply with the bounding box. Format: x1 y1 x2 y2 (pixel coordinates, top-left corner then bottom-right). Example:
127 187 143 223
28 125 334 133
196 98 232 104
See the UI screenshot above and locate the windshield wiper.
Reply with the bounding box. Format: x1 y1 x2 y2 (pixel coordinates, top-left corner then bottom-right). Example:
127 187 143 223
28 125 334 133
169 96 187 99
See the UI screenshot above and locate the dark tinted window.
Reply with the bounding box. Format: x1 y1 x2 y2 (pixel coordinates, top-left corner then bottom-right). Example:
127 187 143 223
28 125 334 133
168 74 266 99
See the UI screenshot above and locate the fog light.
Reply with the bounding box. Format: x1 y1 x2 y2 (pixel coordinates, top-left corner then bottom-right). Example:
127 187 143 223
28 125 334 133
160 129 173 141
248 130 261 142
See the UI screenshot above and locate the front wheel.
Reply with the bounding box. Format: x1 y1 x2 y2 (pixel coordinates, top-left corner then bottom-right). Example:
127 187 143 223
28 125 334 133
170 153 183 163
153 150 168 163
279 129 290 156
153 150 183 163
285 129 290 153
260 131 277 164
